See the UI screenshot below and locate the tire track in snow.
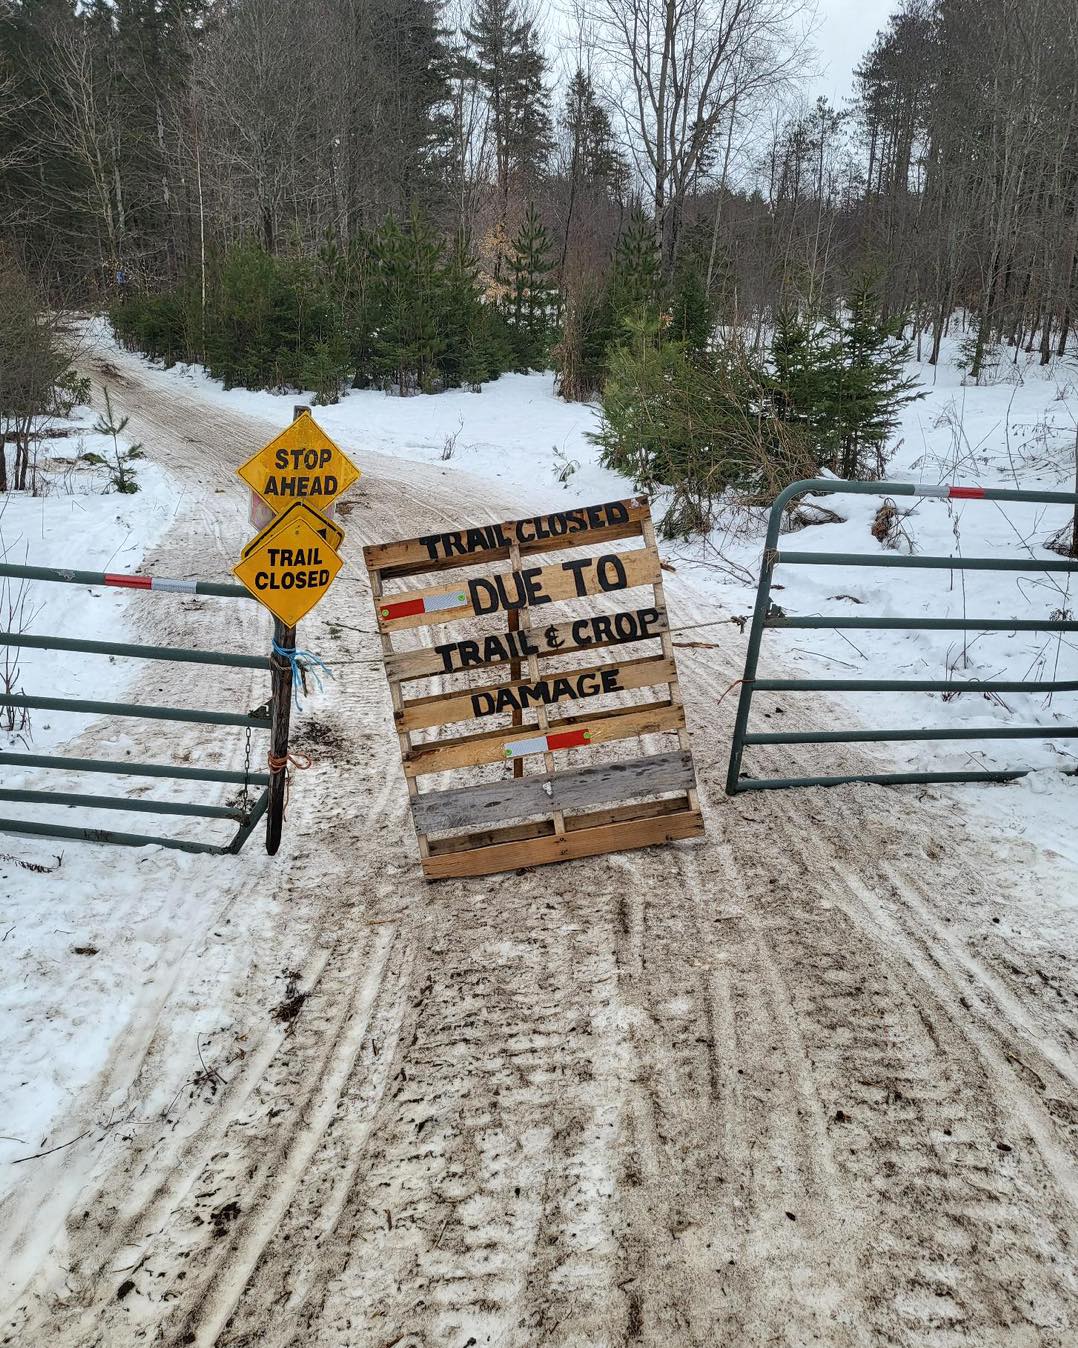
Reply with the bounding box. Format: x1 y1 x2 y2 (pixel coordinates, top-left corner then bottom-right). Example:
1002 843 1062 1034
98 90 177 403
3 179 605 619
177 927 399 1348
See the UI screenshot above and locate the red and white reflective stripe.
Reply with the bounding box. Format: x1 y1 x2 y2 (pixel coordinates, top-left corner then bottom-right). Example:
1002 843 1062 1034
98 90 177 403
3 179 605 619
103 573 198 593
911 484 987 500
503 727 592 759
379 589 467 622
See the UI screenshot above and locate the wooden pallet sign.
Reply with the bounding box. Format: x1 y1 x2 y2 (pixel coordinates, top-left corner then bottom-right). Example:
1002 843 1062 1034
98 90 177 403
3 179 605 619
364 497 704 880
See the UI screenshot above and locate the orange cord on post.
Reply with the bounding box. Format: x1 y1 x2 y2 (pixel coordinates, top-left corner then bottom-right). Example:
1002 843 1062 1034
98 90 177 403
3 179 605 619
266 750 313 818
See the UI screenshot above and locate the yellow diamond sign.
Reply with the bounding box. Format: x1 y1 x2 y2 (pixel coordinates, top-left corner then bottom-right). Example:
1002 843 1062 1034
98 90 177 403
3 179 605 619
237 410 360 515
242 499 344 560
233 511 343 626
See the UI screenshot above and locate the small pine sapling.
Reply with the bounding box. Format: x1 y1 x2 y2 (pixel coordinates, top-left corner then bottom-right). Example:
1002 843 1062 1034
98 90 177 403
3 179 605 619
89 387 142 494
506 205 558 371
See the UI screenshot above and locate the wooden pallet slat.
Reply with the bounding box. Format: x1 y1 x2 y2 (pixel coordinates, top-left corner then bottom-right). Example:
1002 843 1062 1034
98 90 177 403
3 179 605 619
423 795 694 856
421 808 705 880
363 496 650 577
365 498 704 878
403 700 686 777
399 655 677 731
375 547 661 632
384 604 669 682
411 750 695 833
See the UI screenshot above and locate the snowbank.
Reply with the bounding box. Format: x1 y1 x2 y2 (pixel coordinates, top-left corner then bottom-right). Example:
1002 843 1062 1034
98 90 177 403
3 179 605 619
0 409 188 1180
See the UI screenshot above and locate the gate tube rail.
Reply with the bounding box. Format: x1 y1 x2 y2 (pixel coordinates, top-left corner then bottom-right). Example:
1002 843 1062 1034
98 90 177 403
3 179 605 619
0 789 248 820
1 694 270 728
0 789 269 856
0 751 270 786
1 632 269 668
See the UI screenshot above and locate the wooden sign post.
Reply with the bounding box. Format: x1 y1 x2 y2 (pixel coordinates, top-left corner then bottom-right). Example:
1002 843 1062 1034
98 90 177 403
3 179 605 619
364 498 704 879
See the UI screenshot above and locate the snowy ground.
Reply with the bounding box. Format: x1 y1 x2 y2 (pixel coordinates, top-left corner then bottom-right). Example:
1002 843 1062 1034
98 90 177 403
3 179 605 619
2 323 1077 1345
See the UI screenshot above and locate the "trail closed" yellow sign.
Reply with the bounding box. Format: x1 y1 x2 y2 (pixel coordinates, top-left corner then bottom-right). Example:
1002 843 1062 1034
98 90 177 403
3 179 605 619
233 511 343 626
237 410 360 515
242 499 344 560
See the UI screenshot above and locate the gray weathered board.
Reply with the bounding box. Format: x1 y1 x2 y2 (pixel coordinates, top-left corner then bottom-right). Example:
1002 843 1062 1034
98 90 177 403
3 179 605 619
363 498 704 879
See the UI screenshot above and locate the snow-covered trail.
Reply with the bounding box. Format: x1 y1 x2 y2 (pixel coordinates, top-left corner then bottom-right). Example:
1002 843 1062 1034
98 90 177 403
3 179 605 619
3 345 1078 1346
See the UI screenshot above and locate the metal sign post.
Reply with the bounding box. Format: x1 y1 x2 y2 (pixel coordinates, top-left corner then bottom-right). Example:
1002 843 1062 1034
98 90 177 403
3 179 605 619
232 404 361 854
265 616 295 856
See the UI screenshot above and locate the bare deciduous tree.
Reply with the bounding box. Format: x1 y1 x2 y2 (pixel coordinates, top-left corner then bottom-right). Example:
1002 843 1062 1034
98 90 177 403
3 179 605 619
591 0 809 273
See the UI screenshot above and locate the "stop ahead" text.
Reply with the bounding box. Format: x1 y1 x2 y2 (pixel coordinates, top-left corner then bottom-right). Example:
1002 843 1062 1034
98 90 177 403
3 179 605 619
260 447 339 500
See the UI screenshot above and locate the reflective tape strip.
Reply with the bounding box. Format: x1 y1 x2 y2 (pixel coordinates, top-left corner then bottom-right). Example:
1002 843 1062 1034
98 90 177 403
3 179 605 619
380 597 425 621
910 484 987 500
911 484 986 500
103 574 198 593
503 727 593 758
422 590 468 613
104 573 152 589
504 735 548 758
547 728 592 750
380 590 467 621
150 577 199 594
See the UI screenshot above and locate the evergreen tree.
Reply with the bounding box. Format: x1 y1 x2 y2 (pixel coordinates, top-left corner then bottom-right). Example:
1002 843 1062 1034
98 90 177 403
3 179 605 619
108 217 515 397
669 266 712 356
364 0 455 213
296 238 352 403
562 69 626 197
331 232 377 387
667 222 719 356
595 317 813 536
769 281 922 478
559 69 628 278
201 245 291 389
441 228 510 389
506 204 557 370
111 0 208 280
769 309 839 452
465 1 552 214
830 278 922 478
608 212 661 332
370 209 448 393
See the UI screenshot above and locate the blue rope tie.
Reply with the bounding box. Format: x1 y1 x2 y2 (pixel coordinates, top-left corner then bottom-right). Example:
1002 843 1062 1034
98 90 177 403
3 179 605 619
272 640 334 710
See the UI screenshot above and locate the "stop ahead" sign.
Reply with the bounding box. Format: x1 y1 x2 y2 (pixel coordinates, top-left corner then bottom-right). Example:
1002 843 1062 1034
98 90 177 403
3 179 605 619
237 410 361 515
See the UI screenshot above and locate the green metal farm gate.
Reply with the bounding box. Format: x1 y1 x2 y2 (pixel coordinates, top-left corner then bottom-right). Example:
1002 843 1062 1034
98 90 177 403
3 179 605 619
726 479 1078 794
0 562 291 854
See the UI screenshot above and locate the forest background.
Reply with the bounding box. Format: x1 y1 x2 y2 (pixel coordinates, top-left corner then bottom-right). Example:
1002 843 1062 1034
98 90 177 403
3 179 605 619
2 0 1077 533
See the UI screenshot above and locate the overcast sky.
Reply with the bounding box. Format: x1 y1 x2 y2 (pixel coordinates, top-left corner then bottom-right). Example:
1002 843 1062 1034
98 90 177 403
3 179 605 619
811 0 897 105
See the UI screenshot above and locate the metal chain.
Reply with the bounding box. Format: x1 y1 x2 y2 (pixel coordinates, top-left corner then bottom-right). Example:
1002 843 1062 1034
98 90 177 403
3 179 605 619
240 723 253 812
